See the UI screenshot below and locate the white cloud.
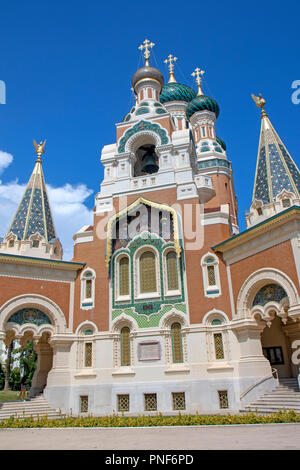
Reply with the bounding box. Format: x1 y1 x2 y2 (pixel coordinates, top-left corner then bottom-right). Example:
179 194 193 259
0 151 13 175
0 152 94 261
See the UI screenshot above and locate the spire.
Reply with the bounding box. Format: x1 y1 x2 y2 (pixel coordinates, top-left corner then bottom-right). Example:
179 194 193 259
164 54 177 83
251 94 300 205
191 67 205 96
6 140 57 243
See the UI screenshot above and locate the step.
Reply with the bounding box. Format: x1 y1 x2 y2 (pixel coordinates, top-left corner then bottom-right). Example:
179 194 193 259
244 406 300 412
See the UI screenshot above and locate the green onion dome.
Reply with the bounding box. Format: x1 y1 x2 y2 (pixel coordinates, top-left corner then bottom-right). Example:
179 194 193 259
216 137 226 151
186 95 220 119
160 82 196 104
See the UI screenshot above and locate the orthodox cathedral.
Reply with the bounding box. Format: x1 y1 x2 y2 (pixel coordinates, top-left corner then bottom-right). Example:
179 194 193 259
0 40 299 416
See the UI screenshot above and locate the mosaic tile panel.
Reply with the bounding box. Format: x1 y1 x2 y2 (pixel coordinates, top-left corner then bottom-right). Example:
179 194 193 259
252 283 287 306
7 308 52 326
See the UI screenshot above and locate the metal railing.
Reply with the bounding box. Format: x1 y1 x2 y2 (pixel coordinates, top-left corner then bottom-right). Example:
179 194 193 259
240 368 278 400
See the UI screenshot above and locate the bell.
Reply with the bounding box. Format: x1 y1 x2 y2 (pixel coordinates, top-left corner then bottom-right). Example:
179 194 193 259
141 148 159 174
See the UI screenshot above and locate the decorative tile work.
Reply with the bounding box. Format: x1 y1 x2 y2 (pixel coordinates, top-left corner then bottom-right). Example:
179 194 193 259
172 392 186 410
160 82 196 104
7 308 52 326
112 303 186 329
254 145 269 203
218 390 229 409
144 393 157 411
252 283 287 307
117 120 169 153
118 394 130 412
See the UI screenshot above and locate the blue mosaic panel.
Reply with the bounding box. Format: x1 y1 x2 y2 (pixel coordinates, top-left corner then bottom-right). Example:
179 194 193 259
26 188 45 239
118 121 169 153
9 189 32 239
7 308 52 325
252 284 287 306
279 144 300 195
254 146 269 203
269 144 294 198
43 191 56 241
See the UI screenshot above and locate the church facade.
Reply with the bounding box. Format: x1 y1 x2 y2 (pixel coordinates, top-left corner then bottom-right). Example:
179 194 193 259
1 41 300 416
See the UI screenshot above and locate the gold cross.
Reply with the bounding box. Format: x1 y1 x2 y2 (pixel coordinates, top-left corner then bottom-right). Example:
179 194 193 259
192 67 205 95
138 39 155 66
164 54 177 83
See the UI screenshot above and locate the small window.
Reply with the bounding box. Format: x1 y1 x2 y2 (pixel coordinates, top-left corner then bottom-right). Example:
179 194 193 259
119 256 129 296
144 393 157 411
85 280 92 299
207 265 216 286
118 394 130 412
80 395 88 413
81 269 95 309
214 333 225 360
32 240 39 248
171 323 183 363
257 207 263 216
8 240 14 247
166 251 179 291
121 326 131 366
84 342 92 367
201 126 206 137
201 254 221 297
211 319 222 326
218 390 229 409
282 198 291 208
172 392 186 410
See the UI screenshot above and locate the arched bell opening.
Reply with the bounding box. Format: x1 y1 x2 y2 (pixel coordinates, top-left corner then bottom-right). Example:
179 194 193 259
134 144 159 177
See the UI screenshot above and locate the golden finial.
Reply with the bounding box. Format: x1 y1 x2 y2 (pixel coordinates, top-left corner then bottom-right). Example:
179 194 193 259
164 54 178 83
251 93 268 118
192 67 205 96
138 38 155 66
33 139 46 162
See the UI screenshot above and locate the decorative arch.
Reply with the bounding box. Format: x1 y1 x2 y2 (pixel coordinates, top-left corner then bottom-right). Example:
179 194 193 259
111 314 138 333
105 197 181 265
202 309 229 325
117 120 169 153
75 320 98 336
0 294 67 334
236 268 299 319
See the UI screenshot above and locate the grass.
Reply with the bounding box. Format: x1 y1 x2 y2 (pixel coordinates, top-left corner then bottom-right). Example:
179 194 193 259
0 410 300 428
0 390 21 402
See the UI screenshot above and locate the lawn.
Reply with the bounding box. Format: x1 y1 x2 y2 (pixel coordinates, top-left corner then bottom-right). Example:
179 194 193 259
0 391 20 402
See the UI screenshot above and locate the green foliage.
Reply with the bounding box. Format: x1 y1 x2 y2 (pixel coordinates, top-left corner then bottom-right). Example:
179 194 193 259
9 368 21 391
0 409 299 428
14 341 37 389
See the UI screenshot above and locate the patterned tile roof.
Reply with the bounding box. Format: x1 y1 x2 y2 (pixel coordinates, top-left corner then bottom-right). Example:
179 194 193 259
6 159 57 242
253 114 300 204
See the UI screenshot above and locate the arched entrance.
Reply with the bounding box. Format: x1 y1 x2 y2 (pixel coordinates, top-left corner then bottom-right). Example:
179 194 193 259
0 301 61 398
251 283 299 378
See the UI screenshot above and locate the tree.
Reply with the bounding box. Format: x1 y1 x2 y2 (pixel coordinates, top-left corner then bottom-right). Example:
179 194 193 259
16 341 37 389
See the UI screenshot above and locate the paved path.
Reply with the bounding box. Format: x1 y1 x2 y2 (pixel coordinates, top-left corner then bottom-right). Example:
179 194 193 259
0 423 300 450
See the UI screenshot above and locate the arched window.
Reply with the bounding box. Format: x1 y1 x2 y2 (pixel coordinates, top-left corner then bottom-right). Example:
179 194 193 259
140 251 157 294
121 326 131 366
201 254 221 297
214 333 225 360
119 256 130 297
171 322 183 363
81 269 96 309
166 251 179 291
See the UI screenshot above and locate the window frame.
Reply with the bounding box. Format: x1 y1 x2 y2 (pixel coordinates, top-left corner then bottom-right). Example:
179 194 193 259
80 268 96 309
201 253 221 298
163 248 181 297
134 246 161 300
115 253 131 302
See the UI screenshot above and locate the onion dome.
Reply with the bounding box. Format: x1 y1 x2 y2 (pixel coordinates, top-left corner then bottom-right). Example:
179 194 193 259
160 82 196 104
132 66 164 90
186 95 220 119
216 136 226 151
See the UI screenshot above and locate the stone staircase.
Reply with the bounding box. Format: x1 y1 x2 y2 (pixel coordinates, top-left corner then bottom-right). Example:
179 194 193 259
241 378 300 414
0 394 65 421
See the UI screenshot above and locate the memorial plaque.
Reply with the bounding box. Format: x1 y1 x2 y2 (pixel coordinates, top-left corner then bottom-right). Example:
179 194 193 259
138 341 161 361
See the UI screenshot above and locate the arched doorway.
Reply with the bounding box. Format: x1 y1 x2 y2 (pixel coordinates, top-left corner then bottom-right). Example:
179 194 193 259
252 284 297 378
3 307 54 397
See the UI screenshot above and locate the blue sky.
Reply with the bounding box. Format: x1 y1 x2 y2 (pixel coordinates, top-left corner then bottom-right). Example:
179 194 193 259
0 0 299 259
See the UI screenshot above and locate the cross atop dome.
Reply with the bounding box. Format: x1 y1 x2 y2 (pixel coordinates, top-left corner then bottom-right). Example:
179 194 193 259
192 67 205 96
164 54 177 83
138 38 155 66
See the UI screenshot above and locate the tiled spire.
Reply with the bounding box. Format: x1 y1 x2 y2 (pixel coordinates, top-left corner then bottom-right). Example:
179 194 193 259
6 141 56 242
252 96 300 205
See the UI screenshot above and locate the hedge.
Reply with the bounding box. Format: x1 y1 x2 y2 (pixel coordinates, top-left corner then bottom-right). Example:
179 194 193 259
1 410 300 428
